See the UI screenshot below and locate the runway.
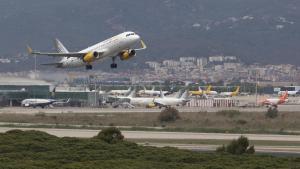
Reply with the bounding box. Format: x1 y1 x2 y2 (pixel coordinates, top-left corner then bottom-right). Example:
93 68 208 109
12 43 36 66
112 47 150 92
0 127 299 154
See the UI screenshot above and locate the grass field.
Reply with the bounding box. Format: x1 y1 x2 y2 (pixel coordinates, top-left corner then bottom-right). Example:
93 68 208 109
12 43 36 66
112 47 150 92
0 110 300 134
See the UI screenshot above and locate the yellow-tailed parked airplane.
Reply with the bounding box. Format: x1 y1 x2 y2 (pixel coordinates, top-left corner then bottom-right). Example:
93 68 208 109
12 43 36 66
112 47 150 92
27 31 146 70
190 85 217 96
220 86 240 97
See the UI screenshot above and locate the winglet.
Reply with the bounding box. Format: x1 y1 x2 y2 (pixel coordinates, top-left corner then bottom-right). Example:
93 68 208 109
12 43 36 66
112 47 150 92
141 40 147 49
135 40 147 51
26 45 33 55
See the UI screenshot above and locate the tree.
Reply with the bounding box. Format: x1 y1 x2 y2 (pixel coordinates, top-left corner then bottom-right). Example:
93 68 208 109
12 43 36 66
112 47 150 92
216 136 255 155
246 145 255 154
265 108 278 119
158 107 180 122
94 127 124 144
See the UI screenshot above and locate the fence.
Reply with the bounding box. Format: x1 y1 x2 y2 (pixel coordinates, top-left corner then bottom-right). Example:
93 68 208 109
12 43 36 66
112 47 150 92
186 99 239 107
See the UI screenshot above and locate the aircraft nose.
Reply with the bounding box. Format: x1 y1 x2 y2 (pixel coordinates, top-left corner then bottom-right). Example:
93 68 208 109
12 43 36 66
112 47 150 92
134 34 141 41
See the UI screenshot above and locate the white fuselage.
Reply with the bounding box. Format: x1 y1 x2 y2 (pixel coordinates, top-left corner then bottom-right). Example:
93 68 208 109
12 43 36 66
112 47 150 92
207 91 218 95
265 98 280 105
154 97 187 106
60 32 141 68
21 99 55 107
116 95 154 106
108 89 131 95
129 97 154 105
219 92 233 96
139 90 168 96
262 98 288 106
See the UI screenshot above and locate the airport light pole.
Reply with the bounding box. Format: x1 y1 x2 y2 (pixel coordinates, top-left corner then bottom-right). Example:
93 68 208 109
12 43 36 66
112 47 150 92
33 54 37 99
34 54 37 79
255 70 258 106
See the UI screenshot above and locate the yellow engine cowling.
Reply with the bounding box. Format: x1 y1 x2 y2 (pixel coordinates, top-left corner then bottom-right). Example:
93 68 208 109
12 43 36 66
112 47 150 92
120 50 136 61
146 102 156 108
83 52 99 63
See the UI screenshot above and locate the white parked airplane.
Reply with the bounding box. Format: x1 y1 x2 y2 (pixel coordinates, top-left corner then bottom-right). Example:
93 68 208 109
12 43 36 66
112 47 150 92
21 98 70 108
108 87 132 96
153 90 190 108
27 31 146 70
138 86 168 96
115 90 154 106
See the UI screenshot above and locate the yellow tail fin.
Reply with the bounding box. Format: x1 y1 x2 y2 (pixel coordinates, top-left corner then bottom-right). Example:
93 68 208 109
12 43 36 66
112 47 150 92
206 85 212 92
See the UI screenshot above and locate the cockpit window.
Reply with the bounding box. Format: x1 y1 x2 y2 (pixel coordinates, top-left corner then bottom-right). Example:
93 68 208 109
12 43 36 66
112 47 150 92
126 33 135 37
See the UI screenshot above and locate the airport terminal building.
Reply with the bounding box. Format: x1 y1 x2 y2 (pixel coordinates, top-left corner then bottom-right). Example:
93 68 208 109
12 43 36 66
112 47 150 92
0 77 51 106
0 77 100 107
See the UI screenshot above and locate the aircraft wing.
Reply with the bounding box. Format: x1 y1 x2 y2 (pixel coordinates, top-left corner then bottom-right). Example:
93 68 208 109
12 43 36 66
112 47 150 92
27 45 104 58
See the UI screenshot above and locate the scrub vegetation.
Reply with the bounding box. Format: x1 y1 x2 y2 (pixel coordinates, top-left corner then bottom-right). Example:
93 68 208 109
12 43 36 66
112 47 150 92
0 110 299 134
0 129 299 169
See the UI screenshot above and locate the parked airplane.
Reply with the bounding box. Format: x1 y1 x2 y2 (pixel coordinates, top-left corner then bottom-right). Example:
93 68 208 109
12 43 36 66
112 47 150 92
114 89 154 106
21 98 70 108
153 90 190 108
108 87 132 96
190 85 217 96
277 86 300 97
138 86 168 96
278 90 298 96
260 91 288 108
27 31 146 70
205 85 218 95
220 86 240 97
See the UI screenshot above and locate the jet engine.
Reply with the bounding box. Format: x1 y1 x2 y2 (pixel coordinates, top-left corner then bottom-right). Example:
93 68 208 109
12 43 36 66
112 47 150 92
83 51 99 63
120 49 136 61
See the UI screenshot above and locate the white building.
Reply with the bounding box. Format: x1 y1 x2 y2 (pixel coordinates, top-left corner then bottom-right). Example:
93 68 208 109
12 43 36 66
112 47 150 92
146 61 161 69
179 57 196 63
224 63 241 71
209 56 224 62
162 60 180 67
224 56 237 62
196 58 208 70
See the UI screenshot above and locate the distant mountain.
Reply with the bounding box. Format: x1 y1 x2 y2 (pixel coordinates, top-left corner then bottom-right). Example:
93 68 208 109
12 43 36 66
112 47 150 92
0 0 300 71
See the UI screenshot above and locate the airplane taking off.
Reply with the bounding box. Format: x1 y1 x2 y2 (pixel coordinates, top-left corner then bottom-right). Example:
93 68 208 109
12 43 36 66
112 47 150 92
21 98 70 108
27 32 146 70
220 86 240 97
260 91 288 108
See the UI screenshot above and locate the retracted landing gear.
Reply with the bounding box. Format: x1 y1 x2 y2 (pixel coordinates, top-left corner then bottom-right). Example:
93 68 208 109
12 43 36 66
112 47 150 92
86 64 93 70
110 57 117 69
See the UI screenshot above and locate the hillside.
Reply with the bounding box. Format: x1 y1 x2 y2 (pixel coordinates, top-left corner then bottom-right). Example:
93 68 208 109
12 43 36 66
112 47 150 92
0 0 300 71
